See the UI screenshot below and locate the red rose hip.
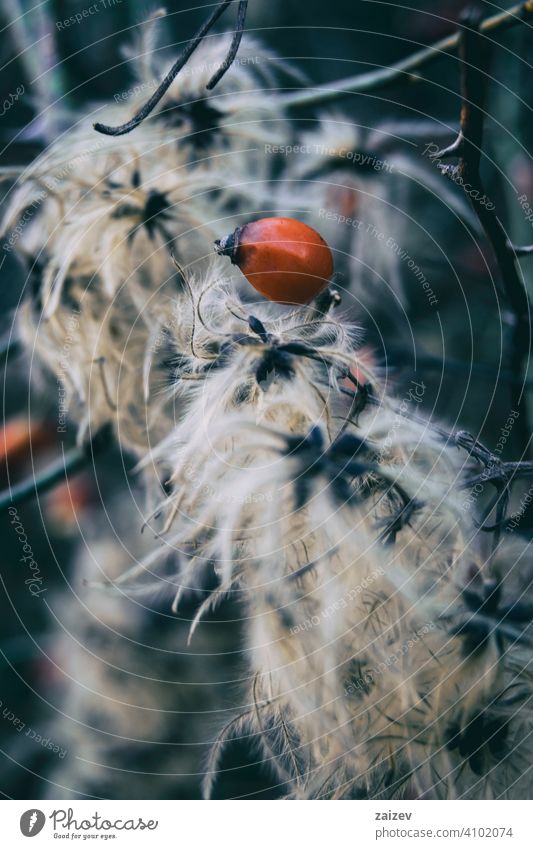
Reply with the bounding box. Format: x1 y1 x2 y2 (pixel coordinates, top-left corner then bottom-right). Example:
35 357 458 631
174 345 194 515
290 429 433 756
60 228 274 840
215 217 334 304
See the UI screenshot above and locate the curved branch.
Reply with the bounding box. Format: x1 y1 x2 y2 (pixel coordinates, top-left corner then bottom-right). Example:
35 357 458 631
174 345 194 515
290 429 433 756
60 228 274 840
282 2 533 109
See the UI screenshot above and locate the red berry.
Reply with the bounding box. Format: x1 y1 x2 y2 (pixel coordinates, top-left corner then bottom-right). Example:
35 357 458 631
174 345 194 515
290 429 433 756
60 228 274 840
215 217 334 304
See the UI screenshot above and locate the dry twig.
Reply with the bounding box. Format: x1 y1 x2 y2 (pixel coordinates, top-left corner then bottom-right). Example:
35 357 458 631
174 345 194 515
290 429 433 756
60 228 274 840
281 2 533 109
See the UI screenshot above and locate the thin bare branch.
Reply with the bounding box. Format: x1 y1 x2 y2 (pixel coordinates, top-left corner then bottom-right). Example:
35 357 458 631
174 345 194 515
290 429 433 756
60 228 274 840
432 8 531 456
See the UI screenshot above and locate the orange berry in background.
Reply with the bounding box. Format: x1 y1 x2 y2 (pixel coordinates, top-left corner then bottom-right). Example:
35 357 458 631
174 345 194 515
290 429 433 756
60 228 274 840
215 217 334 305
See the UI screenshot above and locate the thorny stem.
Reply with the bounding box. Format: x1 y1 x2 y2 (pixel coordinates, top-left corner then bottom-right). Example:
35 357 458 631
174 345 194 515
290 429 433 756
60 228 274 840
432 9 531 458
0 425 110 511
0 337 21 367
281 1 533 109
